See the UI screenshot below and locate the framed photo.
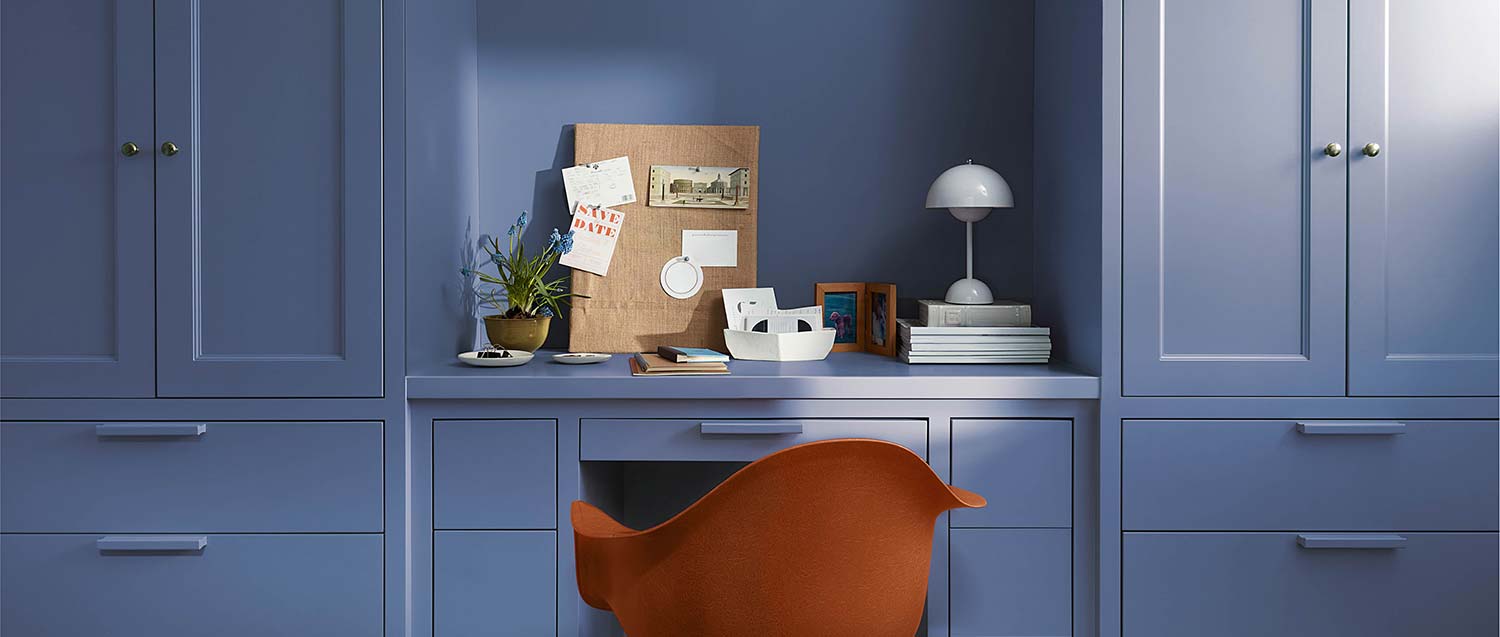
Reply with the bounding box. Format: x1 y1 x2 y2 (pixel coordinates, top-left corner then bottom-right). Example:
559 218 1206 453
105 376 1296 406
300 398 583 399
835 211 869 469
865 283 897 356
648 165 752 209
815 283 867 352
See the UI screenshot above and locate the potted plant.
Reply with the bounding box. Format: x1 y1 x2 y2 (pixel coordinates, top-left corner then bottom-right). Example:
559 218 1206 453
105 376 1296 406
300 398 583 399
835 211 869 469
463 211 584 352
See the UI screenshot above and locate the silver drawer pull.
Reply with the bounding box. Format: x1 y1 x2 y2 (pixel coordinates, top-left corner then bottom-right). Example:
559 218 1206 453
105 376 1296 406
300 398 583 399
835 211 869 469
96 423 207 438
700 422 804 435
97 536 208 552
1297 534 1407 550
1296 422 1406 435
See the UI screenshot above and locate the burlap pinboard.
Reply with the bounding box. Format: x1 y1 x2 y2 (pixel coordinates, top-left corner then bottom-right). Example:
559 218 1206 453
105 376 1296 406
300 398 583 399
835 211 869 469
568 124 759 353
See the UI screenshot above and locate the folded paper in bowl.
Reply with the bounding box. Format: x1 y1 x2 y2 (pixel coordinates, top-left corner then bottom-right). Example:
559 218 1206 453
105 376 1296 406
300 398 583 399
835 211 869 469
720 287 835 361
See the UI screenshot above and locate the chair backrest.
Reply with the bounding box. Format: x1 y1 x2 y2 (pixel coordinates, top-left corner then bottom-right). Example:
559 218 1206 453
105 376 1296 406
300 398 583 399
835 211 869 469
572 439 986 637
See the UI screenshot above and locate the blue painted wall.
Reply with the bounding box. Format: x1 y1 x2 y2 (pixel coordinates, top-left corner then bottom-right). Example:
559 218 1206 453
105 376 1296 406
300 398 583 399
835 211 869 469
466 0 1035 349
407 0 483 369
1032 2 1102 376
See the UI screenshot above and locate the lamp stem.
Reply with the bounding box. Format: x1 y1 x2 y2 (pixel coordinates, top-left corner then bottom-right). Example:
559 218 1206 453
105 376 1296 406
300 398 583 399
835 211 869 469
965 220 974 280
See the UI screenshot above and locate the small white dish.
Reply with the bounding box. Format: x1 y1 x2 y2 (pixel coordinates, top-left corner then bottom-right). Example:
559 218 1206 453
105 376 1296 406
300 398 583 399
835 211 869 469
457 350 534 367
552 352 612 365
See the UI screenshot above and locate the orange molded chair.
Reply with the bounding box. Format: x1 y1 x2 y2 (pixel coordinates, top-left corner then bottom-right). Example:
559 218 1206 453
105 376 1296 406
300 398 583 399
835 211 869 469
571 439 986 636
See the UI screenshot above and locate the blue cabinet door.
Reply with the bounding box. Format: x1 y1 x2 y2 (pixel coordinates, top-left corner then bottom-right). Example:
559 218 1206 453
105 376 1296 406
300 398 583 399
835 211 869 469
153 0 383 397
434 420 558 530
950 529 1072 637
435 531 557 636
0 0 155 397
951 419 1072 528
1122 0 1348 396
1347 0 1499 396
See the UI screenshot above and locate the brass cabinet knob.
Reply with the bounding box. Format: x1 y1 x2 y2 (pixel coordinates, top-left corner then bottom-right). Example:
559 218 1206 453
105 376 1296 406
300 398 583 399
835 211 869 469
1323 142 1342 157
160 141 180 156
120 142 141 157
1362 142 1381 157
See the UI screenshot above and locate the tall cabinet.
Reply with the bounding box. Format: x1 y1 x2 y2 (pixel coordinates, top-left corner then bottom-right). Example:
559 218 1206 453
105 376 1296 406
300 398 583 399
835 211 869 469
1 1 396 635
1121 0 1497 398
1109 0 1500 635
1 0 384 398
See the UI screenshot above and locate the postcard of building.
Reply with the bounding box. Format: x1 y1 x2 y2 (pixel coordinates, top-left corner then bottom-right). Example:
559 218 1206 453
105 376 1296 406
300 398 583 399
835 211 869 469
647 165 751 210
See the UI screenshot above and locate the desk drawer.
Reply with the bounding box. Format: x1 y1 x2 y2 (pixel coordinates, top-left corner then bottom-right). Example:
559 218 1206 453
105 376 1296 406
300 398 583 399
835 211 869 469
1124 532 1498 637
434 420 556 529
951 419 1071 528
581 419 926 461
1123 420 1498 530
0 534 382 636
1 421 382 532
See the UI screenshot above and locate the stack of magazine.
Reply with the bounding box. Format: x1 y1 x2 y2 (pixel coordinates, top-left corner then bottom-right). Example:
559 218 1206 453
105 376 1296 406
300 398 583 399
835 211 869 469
897 313 1051 364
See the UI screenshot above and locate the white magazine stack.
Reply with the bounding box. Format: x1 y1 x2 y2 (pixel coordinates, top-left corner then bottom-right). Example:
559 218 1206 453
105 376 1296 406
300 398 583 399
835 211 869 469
897 316 1052 364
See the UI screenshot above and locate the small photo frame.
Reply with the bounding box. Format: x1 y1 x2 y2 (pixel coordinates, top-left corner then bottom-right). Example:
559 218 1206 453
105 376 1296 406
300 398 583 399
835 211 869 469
815 282 867 352
865 282 897 356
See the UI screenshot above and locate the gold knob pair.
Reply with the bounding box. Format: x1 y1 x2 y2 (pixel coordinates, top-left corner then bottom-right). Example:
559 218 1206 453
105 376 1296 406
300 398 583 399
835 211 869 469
119 141 180 157
1323 142 1380 157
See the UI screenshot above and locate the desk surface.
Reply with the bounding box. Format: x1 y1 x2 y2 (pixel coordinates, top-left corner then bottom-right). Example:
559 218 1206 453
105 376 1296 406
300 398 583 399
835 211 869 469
406 351 1099 400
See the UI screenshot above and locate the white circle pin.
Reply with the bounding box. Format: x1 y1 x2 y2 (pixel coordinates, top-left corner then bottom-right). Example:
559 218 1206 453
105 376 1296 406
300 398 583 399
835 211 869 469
660 255 704 299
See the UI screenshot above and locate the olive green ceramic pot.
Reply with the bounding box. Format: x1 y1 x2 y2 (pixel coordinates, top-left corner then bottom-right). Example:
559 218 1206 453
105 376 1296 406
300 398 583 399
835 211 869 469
483 315 550 352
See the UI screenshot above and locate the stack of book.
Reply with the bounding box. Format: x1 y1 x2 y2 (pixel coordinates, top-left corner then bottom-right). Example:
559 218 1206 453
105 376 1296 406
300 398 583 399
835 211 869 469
630 347 731 376
898 300 1050 364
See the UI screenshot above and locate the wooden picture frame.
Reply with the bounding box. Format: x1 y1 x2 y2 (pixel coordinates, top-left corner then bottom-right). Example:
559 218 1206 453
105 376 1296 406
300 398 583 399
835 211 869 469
815 282 867 352
864 282 897 356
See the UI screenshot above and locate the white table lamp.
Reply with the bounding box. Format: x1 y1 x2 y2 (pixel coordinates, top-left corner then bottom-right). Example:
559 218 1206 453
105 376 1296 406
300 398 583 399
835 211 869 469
924 160 1014 304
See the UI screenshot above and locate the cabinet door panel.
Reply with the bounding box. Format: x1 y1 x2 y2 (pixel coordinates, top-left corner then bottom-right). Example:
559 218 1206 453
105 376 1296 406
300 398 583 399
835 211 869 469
1348 0 1499 396
1122 0 1347 395
154 0 383 397
951 529 1071 637
435 531 557 636
0 0 154 397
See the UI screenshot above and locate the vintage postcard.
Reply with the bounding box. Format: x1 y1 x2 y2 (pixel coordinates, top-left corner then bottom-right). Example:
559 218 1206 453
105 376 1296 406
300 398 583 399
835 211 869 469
648 165 751 209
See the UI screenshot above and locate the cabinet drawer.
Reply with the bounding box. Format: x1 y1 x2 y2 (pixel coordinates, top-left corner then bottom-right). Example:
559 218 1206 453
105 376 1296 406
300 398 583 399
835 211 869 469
580 419 926 461
1 421 382 532
1124 532 1498 636
1123 420 1499 530
434 420 556 529
951 419 1071 528
435 531 556 636
0 533 382 636
951 529 1071 637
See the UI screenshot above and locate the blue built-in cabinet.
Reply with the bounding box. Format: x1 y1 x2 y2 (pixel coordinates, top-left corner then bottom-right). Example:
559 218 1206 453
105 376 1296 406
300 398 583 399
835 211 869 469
1100 1 1500 636
1121 0 1497 398
1 0 384 398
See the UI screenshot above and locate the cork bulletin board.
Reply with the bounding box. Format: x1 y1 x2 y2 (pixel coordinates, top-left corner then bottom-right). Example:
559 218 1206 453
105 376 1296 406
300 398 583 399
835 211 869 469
569 124 759 353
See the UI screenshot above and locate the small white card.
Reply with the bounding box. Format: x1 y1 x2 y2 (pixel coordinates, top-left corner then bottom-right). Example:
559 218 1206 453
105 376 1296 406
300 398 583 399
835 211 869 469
559 203 624 276
562 156 636 210
681 230 738 267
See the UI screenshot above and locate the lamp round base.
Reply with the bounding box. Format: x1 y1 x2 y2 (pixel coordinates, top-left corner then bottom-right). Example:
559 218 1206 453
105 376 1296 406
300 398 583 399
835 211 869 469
944 278 994 305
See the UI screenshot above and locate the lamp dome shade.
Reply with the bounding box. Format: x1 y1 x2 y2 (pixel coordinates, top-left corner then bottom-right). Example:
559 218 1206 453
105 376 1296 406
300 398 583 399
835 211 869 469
924 163 1014 210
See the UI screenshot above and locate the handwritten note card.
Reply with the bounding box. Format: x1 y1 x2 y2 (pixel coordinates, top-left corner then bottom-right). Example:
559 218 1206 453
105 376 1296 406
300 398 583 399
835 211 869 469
560 203 624 276
682 230 738 267
562 156 637 210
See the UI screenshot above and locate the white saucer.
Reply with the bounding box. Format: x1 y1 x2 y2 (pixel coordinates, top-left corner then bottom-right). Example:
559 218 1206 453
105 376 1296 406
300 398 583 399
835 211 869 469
457 350 534 367
552 352 612 365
